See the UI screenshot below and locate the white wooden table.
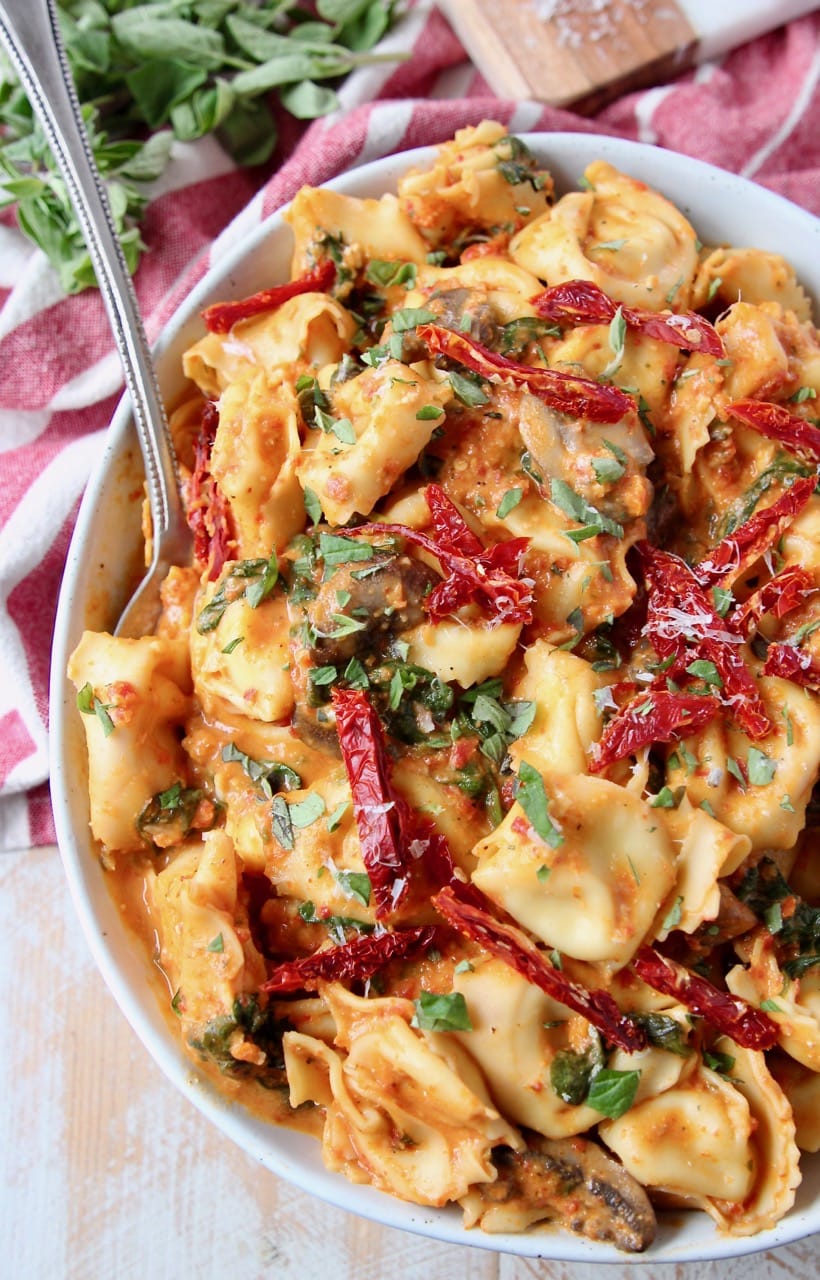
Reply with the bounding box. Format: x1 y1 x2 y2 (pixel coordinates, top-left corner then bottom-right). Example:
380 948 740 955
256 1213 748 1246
3 844 819 1280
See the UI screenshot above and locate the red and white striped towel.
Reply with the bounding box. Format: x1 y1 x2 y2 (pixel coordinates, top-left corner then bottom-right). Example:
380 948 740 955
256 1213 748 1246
1 1 818 852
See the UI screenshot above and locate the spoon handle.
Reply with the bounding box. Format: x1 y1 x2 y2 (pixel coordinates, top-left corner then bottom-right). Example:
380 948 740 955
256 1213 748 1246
0 0 191 632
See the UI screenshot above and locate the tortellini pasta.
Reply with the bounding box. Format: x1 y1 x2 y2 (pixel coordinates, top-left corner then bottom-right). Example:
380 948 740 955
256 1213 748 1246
69 123 820 1254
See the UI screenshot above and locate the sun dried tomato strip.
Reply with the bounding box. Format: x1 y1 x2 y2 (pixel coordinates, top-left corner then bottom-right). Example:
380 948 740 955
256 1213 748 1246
261 926 436 994
633 946 779 1049
694 476 817 589
589 690 721 773
201 259 336 334
727 398 820 464
185 399 230 580
731 566 816 636
764 642 820 691
433 883 647 1052
359 484 534 627
332 687 411 918
532 279 724 357
640 543 772 740
416 321 633 422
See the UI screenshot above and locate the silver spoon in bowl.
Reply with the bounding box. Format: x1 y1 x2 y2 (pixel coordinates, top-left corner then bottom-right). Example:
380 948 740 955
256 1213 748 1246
0 0 193 637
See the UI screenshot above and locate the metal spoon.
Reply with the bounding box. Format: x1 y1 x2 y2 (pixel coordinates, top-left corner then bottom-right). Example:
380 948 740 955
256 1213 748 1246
0 0 193 637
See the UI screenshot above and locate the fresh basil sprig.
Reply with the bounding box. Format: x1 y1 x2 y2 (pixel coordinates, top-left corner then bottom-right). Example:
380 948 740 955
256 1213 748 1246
0 0 403 292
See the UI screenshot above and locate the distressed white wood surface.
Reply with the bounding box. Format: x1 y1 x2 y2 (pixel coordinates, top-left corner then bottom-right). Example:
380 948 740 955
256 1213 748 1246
3 846 819 1280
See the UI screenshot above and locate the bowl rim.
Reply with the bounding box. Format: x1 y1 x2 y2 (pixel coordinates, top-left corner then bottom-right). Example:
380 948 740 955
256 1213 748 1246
49 131 820 1264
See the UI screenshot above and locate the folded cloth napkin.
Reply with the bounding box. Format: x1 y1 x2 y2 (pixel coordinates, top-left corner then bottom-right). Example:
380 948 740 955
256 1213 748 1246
1 0 818 852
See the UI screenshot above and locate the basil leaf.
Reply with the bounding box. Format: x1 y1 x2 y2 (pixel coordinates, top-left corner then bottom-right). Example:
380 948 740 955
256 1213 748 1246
288 793 326 829
747 747 777 786
333 869 371 905
448 370 490 406
411 991 472 1032
515 762 564 848
390 306 437 332
496 487 523 518
76 682 115 736
550 478 624 540
587 1068 640 1119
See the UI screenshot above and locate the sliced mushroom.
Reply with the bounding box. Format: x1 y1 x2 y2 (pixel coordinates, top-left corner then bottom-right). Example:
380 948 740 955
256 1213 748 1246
299 553 439 665
401 287 501 361
467 1132 657 1252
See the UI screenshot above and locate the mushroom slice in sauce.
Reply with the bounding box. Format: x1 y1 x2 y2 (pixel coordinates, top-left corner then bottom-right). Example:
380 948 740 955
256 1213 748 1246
465 1132 657 1253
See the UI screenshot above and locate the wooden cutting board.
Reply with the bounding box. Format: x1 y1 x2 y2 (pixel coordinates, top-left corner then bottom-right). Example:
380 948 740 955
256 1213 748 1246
437 0 819 111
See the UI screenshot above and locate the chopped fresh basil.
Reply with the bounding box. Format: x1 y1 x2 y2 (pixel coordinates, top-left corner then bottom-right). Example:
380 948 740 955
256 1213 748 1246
288 793 326 829
326 801 349 832
496 487 524 518
632 1012 691 1057
332 869 371 906
515 762 564 848
244 549 279 608
550 1039 604 1106
271 794 294 850
318 532 374 567
448 369 490 407
587 1068 640 1119
703 1049 735 1076
366 259 417 289
411 990 472 1032
76 682 115 736
221 743 301 797
390 306 437 332
685 658 723 687
303 485 323 526
661 895 683 932
747 747 777 786
550 477 624 540
601 306 627 378
415 404 444 420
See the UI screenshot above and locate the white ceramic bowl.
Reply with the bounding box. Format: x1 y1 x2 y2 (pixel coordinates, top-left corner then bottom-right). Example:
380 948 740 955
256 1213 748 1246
50 134 820 1263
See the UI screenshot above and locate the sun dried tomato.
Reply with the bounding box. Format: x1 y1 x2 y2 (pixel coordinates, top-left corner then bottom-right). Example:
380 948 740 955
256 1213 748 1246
727 398 820 464
694 476 817 589
201 259 336 334
416 321 634 422
763 642 820 691
731 566 815 637
261 926 437 994
633 946 779 1049
332 687 411 918
589 690 721 773
433 883 646 1052
359 483 534 627
185 399 230 580
640 543 772 740
532 278 725 357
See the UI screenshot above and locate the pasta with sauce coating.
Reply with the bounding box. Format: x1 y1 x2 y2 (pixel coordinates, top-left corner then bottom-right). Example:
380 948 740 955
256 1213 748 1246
68 123 820 1254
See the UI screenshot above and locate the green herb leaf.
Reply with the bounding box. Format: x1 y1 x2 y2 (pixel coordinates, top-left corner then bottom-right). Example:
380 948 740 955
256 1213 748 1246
703 1049 735 1076
303 486 323 525
333 869 371 905
515 761 564 848
411 990 472 1032
685 658 723 687
496 487 523 518
747 747 777 786
550 477 624 540
601 306 627 378
288 793 326 828
390 306 437 332
586 1068 640 1119
76 681 115 736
